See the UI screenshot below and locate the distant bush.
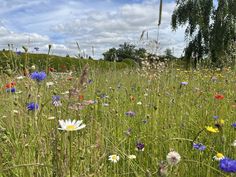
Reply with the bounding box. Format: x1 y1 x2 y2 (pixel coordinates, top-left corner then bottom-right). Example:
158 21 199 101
0 51 136 75
103 42 146 63
122 58 138 67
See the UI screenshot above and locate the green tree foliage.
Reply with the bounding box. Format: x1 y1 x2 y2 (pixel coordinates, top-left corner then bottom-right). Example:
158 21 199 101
103 48 117 61
171 0 236 67
103 42 147 63
210 0 236 66
117 42 136 61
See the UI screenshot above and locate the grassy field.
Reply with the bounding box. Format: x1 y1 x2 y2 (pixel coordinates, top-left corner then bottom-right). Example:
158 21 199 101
0 64 235 177
0 50 137 75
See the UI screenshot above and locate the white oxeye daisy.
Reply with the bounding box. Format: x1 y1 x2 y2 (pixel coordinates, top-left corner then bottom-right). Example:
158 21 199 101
128 155 136 159
108 154 120 163
13 110 19 114
213 153 225 161
46 82 54 88
58 119 86 131
137 101 142 105
16 76 25 80
166 151 181 165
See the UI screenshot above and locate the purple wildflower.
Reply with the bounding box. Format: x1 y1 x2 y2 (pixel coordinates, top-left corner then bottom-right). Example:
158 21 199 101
193 143 206 151
6 88 16 93
30 71 46 82
232 123 236 128
27 102 39 111
213 115 219 120
136 142 145 151
125 111 136 117
52 95 62 107
180 82 188 86
219 158 236 173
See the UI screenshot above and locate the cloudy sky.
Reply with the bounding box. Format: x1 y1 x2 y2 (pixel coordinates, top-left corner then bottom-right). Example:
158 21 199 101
0 0 186 59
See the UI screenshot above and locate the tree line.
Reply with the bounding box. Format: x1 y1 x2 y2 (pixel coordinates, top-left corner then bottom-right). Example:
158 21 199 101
103 0 236 69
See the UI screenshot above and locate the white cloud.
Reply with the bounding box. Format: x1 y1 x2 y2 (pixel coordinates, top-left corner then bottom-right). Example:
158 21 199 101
0 26 49 46
50 1 185 57
0 0 49 14
0 0 186 58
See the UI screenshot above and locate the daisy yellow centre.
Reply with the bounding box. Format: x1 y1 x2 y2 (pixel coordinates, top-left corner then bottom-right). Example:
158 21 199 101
66 125 77 131
111 155 117 160
216 153 224 158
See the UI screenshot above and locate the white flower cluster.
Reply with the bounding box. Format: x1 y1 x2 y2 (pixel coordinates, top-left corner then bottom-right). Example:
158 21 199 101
139 54 167 77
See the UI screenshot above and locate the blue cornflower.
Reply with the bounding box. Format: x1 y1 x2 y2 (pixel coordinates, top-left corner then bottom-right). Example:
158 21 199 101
180 81 188 86
232 123 236 128
52 95 62 107
213 115 219 120
219 158 236 173
6 88 16 93
30 71 46 82
125 111 136 117
27 102 39 111
136 142 145 151
193 143 206 151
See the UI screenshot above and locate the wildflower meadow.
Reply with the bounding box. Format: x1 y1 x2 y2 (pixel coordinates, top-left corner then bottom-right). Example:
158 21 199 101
0 62 235 177
1 0 236 176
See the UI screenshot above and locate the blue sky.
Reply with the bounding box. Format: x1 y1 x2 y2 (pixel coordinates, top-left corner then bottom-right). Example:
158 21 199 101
0 0 186 58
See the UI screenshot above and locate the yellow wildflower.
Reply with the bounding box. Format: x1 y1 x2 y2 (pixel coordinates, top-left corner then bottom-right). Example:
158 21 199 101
205 126 219 133
219 119 225 125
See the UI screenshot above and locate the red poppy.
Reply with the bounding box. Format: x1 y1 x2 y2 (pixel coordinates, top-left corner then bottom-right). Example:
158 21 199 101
79 95 84 101
214 94 224 100
5 82 16 88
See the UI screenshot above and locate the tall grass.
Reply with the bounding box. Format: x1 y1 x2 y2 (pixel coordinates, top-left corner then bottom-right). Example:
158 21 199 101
0 65 235 176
